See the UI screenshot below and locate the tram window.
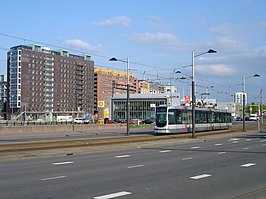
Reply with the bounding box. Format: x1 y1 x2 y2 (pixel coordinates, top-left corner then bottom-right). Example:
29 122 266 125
168 109 182 125
156 107 167 127
202 112 207 123
185 111 192 124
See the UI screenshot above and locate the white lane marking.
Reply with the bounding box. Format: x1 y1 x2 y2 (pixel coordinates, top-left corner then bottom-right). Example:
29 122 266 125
53 161 74 165
160 150 171 153
115 155 131 158
243 147 250 150
246 139 251 141
191 146 200 149
262 144 266 146
190 174 211 180
241 163 256 168
232 141 239 144
94 191 132 199
182 157 193 160
214 143 223 146
260 140 266 142
218 152 227 154
128 165 144 169
229 138 240 141
41 176 66 181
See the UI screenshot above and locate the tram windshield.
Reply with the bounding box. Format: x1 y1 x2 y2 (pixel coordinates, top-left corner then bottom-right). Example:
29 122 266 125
156 107 167 127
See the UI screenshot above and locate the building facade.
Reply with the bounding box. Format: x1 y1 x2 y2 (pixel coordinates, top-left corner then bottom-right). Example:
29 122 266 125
7 45 94 120
0 75 7 118
150 81 165 94
138 80 150 94
110 93 180 120
94 68 139 113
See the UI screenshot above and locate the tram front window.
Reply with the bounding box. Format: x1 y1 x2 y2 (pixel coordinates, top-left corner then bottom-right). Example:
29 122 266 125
156 107 167 127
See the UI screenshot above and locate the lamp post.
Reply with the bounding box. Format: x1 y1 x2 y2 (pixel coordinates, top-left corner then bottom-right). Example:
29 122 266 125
109 57 130 136
11 94 14 120
192 49 217 138
241 74 260 132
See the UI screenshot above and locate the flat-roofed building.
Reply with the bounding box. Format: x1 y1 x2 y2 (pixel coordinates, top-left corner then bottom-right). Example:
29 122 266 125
94 68 139 114
110 93 180 120
7 44 94 120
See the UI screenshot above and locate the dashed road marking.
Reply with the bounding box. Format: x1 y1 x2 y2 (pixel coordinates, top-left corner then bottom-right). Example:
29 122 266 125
214 143 223 146
191 146 200 149
128 165 144 169
243 147 250 150
115 155 131 158
218 152 227 154
94 191 132 199
53 161 74 165
41 176 66 181
182 157 193 160
229 138 240 142
241 163 256 168
160 150 171 153
190 174 211 180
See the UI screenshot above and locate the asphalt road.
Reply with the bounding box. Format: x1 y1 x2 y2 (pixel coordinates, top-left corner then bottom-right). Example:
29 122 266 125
1 130 266 199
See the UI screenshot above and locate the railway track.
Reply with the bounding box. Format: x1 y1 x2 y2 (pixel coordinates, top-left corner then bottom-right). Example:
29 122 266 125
0 135 181 153
0 122 262 154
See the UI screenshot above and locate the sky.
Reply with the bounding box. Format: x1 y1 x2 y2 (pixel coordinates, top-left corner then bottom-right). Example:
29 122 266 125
0 0 265 103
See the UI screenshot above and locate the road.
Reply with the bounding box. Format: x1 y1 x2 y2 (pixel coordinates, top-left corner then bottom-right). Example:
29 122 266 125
1 130 266 199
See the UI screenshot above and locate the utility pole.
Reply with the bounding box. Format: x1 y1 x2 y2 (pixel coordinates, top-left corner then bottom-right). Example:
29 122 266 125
260 89 263 125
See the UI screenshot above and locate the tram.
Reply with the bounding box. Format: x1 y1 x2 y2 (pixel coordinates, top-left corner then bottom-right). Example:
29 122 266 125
154 105 232 134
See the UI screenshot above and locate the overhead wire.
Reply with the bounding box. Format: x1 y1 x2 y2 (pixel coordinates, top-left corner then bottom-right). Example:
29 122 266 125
0 32 249 100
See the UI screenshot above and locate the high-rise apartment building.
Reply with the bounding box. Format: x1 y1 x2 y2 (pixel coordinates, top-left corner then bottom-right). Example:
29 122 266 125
0 75 7 118
7 44 94 120
138 80 150 94
94 68 139 114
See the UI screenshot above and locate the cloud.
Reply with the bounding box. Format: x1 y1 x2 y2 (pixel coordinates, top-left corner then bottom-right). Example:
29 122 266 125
131 32 178 44
64 39 105 53
93 16 130 26
252 46 266 57
197 64 235 77
145 16 170 29
209 37 249 53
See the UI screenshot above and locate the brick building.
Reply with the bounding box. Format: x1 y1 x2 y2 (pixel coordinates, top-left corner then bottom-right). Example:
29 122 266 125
94 68 139 115
7 44 94 120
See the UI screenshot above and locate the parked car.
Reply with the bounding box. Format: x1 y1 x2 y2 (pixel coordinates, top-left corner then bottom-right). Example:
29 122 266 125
235 117 242 121
141 119 154 124
74 118 89 124
245 116 250 121
249 114 258 121
113 119 125 123
123 120 134 124
105 119 117 124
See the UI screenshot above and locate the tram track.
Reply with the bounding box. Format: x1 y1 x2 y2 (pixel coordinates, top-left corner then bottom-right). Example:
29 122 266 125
0 130 233 153
0 122 262 154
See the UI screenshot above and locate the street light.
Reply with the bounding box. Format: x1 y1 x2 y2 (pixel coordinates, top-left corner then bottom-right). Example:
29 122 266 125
192 49 217 138
241 74 260 132
109 57 130 136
